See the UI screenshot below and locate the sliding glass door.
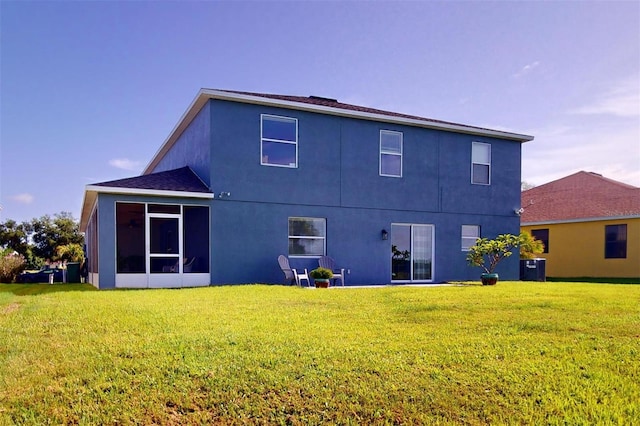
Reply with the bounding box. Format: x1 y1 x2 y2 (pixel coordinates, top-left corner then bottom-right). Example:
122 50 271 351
391 224 434 282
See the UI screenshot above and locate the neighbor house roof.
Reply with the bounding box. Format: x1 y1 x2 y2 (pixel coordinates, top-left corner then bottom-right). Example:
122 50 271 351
80 167 212 231
144 88 534 174
521 171 640 225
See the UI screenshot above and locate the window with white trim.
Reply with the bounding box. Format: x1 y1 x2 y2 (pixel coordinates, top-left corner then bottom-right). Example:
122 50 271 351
261 114 298 168
288 217 326 257
461 225 480 251
380 130 403 177
472 142 491 185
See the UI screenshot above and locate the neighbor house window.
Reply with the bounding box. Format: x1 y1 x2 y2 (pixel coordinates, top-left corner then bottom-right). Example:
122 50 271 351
605 224 627 259
261 114 298 167
288 217 326 257
531 229 549 253
472 142 491 185
461 225 480 251
380 130 403 177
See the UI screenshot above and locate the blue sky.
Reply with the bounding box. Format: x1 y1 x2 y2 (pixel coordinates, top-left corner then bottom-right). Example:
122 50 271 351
1 1 639 224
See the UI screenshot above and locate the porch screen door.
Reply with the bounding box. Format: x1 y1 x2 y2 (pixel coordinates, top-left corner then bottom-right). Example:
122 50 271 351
148 214 182 287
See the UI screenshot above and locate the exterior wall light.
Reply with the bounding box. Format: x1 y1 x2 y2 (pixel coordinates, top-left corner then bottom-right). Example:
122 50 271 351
381 229 388 240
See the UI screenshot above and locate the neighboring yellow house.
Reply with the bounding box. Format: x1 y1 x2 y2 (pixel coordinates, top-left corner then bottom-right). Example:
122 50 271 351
521 171 640 279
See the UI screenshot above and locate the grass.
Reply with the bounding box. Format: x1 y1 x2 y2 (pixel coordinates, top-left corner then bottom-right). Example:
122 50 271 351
0 282 638 425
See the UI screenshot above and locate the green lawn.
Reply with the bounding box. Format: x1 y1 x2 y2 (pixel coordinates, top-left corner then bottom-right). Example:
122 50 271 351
1 282 638 424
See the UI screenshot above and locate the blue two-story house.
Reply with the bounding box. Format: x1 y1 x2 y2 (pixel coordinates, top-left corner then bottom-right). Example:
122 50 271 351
79 89 533 289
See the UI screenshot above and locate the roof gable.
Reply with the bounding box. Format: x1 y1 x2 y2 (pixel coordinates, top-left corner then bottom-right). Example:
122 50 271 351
80 167 212 232
144 88 534 174
521 171 640 223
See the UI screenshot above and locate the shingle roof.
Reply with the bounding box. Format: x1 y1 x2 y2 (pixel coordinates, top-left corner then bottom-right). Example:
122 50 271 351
92 166 211 193
521 171 640 223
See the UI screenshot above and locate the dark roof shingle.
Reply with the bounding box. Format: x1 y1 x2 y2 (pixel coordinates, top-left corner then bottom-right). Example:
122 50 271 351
218 89 498 133
92 166 211 193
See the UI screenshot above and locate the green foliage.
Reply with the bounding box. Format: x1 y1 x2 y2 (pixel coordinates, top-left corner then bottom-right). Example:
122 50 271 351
30 212 83 261
0 250 26 283
467 232 544 273
55 243 84 263
0 212 83 268
519 231 545 259
0 220 29 255
392 244 410 260
0 283 638 424
309 267 333 279
467 233 521 274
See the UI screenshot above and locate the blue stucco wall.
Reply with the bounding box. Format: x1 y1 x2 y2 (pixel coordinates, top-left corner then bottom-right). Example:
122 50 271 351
153 101 212 186
97 98 523 287
203 99 522 284
206 99 521 216
210 200 521 285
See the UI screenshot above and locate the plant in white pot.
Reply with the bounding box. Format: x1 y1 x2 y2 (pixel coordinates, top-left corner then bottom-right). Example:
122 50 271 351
309 267 333 288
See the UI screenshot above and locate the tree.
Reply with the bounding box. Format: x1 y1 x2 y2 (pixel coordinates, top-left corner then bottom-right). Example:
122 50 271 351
0 219 29 255
0 212 84 269
30 212 84 262
467 232 545 275
467 233 522 274
521 181 536 191
519 232 544 259
56 243 85 263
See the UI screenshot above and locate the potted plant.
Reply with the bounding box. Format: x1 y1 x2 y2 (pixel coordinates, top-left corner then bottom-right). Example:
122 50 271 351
466 233 521 285
309 267 333 288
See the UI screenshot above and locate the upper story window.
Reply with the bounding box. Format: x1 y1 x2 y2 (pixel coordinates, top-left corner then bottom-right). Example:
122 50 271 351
461 225 480 251
605 224 627 259
380 130 403 177
261 114 298 168
531 229 549 253
472 142 491 185
288 217 326 257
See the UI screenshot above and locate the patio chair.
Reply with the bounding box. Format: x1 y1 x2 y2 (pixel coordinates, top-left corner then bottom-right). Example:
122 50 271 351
278 255 309 286
183 257 196 273
293 268 311 287
318 256 345 286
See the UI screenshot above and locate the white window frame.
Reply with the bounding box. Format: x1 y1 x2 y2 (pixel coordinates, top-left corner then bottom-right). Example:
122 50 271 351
379 130 403 178
390 223 435 283
261 114 298 168
288 217 326 258
461 225 480 251
471 142 491 185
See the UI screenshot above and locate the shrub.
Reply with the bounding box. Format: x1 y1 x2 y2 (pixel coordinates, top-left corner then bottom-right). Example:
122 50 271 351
309 267 333 279
0 250 26 283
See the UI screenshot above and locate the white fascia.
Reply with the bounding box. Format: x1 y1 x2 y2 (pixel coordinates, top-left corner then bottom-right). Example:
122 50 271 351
203 89 535 141
79 185 214 232
522 214 640 226
144 89 535 174
142 89 534 175
84 185 214 200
